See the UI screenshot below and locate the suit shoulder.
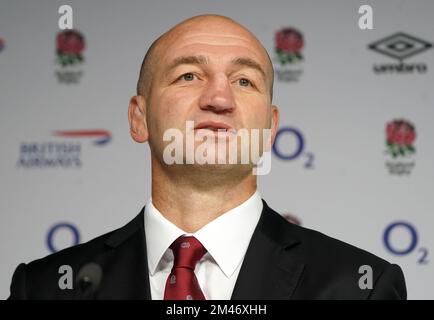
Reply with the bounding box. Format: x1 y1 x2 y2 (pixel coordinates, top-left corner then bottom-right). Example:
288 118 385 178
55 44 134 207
8 228 118 299
274 212 406 299
296 223 388 269
24 209 144 273
267 207 391 269
24 227 117 276
9 210 145 299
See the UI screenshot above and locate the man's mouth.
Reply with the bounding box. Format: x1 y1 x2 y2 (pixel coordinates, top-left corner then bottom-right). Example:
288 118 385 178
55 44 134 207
194 121 237 135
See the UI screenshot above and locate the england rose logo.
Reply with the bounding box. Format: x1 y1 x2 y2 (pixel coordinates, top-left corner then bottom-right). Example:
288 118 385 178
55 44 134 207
386 120 416 158
275 28 304 64
56 30 85 67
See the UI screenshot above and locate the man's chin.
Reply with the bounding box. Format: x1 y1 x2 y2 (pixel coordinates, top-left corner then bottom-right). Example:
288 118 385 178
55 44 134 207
174 162 255 175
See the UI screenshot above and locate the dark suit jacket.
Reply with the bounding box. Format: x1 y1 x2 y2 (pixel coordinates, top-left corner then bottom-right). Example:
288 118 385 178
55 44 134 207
8 200 406 299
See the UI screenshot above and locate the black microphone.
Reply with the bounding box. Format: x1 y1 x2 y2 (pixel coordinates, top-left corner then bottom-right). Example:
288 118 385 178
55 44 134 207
76 263 103 299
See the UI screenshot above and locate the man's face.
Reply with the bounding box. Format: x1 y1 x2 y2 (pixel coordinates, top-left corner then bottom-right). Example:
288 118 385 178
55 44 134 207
144 20 278 169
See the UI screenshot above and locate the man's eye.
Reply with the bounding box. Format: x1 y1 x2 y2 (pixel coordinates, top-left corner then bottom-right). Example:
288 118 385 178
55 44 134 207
238 78 252 87
179 73 196 81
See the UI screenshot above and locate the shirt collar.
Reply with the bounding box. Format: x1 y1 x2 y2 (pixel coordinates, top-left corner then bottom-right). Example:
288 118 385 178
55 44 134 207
144 200 185 276
144 191 263 278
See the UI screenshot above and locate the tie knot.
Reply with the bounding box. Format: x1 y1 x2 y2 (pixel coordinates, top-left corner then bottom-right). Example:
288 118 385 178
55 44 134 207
170 236 207 270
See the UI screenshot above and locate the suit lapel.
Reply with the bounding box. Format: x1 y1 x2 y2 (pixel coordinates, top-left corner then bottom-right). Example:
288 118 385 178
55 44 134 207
95 208 152 299
231 201 305 300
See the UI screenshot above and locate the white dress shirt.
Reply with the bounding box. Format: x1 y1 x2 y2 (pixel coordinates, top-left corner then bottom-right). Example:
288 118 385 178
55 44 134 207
144 191 263 300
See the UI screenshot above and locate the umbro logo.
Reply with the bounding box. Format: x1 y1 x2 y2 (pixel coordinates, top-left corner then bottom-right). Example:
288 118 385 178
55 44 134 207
369 32 432 62
368 32 432 74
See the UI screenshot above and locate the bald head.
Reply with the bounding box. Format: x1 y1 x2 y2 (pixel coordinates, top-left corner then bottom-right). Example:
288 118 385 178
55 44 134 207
136 14 274 101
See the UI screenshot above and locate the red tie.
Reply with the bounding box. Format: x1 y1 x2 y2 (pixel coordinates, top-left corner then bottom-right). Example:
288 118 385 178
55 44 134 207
164 236 207 300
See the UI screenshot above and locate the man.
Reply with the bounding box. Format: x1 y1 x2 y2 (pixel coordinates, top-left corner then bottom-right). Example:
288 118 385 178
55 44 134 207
8 14 406 300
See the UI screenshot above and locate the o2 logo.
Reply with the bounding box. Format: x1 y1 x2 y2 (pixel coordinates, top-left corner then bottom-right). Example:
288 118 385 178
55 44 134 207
383 221 429 264
272 127 315 169
46 222 81 253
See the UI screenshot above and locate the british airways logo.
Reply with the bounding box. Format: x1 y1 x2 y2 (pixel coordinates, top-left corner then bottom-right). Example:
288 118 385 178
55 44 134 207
52 129 112 145
17 129 112 168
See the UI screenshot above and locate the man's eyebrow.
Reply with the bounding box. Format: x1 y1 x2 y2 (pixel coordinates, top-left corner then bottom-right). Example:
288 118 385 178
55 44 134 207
165 55 209 73
230 57 267 81
165 55 267 81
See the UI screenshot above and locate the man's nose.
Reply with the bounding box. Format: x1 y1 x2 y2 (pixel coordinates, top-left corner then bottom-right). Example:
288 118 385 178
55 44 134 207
198 74 235 114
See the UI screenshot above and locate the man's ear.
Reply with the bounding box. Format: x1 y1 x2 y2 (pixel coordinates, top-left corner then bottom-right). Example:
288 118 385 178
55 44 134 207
128 95 149 143
270 105 280 146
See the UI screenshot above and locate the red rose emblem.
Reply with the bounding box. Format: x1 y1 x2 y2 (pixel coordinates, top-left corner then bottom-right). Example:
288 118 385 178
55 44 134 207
386 120 416 146
386 119 416 158
275 28 304 54
57 30 85 55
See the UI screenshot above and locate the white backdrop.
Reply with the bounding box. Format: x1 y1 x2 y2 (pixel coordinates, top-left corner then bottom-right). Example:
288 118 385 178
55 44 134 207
0 0 433 299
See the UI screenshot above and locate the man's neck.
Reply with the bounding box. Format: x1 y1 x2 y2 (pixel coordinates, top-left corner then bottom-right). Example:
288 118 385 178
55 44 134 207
150 160 257 233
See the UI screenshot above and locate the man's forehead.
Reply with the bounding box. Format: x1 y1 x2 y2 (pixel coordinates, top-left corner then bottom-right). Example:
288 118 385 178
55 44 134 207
164 43 267 65
162 29 266 55
156 29 271 74
136 15 274 98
